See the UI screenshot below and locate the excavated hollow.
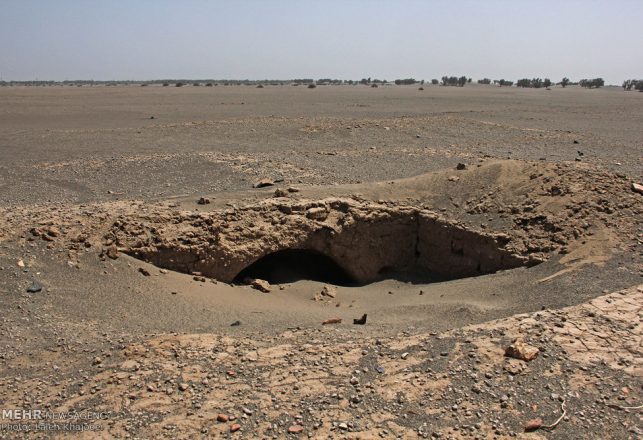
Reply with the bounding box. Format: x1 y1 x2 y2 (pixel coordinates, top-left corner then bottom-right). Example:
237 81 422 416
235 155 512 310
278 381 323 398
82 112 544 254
122 198 541 286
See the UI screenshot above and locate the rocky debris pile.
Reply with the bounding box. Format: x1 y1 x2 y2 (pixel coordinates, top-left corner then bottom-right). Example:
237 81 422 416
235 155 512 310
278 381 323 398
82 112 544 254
30 225 62 242
460 162 641 259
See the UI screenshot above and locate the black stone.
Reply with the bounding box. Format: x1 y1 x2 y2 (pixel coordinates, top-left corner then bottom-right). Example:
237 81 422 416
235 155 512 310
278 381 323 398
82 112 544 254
353 314 367 325
27 281 42 293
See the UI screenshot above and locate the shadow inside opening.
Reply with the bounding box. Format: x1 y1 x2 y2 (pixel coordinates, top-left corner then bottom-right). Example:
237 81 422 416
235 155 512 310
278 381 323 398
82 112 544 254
233 249 357 286
232 249 449 286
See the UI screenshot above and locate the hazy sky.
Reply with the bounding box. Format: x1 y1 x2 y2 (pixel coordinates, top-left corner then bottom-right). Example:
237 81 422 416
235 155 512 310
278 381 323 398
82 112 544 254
1 0 641 84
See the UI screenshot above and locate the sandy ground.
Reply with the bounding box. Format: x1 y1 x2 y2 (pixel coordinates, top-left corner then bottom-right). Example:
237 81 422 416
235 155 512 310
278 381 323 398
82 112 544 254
0 84 641 439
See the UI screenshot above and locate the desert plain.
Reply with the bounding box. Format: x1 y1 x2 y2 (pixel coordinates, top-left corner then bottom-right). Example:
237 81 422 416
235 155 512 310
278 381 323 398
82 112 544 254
0 84 641 439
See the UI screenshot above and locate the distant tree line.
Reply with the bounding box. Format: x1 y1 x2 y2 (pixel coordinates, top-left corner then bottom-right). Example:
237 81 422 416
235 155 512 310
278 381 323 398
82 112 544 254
516 78 552 88
394 78 417 85
315 78 344 85
441 76 468 86
3 77 640 91
0 80 59 86
579 78 604 89
358 78 388 84
477 78 513 86
0 79 323 87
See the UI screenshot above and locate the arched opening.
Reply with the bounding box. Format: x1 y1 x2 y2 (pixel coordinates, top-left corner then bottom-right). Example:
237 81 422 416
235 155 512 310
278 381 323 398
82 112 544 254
128 204 537 285
232 249 357 286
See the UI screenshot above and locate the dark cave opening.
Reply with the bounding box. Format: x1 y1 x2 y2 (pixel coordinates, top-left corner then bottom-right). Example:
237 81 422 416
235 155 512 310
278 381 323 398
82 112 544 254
232 249 357 286
132 207 536 286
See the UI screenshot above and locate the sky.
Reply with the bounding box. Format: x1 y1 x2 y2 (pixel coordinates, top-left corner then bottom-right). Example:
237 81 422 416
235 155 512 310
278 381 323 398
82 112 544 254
0 0 641 84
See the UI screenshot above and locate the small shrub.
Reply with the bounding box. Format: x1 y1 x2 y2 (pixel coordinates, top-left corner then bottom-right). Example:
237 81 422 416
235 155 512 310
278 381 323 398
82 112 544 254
256 84 264 88
371 83 378 88
175 82 184 87
307 84 316 89
162 83 169 87
418 87 424 90
205 83 213 87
